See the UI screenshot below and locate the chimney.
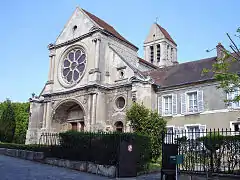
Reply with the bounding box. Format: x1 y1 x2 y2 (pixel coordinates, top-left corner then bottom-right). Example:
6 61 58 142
216 43 225 60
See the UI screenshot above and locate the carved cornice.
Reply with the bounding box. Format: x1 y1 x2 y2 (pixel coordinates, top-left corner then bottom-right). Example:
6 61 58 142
48 31 100 50
46 80 54 85
88 68 101 74
116 66 127 70
114 78 128 83
42 82 133 98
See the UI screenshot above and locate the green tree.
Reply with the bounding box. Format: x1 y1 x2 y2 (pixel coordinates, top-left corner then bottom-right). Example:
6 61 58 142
126 102 166 162
0 99 16 142
12 102 30 144
203 28 240 103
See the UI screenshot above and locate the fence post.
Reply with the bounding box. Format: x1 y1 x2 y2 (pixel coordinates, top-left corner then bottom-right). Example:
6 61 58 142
210 129 213 176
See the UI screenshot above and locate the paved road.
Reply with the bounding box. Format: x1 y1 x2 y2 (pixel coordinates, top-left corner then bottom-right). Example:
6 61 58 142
0 155 162 180
0 155 108 180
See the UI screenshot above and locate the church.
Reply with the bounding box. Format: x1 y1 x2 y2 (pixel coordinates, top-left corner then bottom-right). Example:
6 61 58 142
26 7 240 144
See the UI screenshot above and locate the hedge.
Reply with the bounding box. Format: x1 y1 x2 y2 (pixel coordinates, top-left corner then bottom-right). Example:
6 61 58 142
0 131 152 172
54 131 152 172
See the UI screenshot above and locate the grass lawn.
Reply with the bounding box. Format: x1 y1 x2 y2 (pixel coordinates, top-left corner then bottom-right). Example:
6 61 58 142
149 162 161 171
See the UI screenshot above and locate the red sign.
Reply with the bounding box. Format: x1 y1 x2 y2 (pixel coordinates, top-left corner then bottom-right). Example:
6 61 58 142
128 145 133 152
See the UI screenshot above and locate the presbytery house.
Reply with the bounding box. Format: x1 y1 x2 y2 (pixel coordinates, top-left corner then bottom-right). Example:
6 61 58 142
26 6 240 144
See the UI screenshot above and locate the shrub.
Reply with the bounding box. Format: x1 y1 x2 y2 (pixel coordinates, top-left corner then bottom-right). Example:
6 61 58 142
198 132 225 152
57 131 151 172
126 102 166 162
0 131 152 172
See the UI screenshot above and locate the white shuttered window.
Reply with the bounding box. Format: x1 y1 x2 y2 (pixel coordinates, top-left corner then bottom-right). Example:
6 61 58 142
181 90 204 114
162 94 177 116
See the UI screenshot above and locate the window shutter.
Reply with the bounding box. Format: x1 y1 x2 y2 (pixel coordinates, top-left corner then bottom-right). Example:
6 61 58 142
161 96 165 116
172 94 177 115
158 96 162 116
181 93 186 114
197 90 204 112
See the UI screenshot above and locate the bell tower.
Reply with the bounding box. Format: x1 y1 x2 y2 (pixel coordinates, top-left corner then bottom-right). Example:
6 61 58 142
144 23 178 67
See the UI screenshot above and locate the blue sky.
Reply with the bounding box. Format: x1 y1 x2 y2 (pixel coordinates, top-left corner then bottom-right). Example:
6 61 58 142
0 0 239 102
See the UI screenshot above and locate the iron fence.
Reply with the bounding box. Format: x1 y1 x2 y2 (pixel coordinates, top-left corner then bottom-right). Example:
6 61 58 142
39 132 60 146
37 131 151 173
164 128 240 175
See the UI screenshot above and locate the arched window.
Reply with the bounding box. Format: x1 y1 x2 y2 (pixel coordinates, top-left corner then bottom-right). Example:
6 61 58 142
157 44 161 62
150 46 154 63
171 48 174 61
167 45 170 60
114 121 124 132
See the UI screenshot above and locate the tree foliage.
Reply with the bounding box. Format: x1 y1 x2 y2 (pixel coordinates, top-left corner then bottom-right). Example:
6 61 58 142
203 28 240 103
12 102 30 144
126 102 166 162
0 99 16 142
0 100 29 144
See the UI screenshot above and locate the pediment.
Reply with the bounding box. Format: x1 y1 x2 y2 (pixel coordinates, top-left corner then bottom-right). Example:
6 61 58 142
144 23 165 44
56 7 99 44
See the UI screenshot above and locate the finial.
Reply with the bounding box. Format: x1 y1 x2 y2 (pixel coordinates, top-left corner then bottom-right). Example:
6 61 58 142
155 17 159 25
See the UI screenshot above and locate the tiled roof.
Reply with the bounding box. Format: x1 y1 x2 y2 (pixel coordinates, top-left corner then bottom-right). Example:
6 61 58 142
82 9 138 49
138 57 158 69
156 24 177 46
144 56 217 88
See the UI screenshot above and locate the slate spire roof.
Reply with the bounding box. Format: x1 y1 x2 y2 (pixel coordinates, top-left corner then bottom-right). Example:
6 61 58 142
156 24 177 46
144 54 240 88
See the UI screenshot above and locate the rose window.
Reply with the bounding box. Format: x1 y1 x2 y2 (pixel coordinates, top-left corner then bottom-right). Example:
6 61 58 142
62 49 86 84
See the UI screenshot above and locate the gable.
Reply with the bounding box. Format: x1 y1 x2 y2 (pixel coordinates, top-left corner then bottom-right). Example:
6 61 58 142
144 23 177 46
108 44 148 82
82 9 138 50
56 8 97 44
144 23 165 44
56 7 138 50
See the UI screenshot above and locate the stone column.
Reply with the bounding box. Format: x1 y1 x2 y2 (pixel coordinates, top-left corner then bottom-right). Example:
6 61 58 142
95 38 101 70
42 103 47 129
173 48 177 63
160 42 167 67
45 102 52 131
168 46 171 62
48 48 56 81
89 37 101 82
143 46 147 61
91 94 97 130
87 94 92 131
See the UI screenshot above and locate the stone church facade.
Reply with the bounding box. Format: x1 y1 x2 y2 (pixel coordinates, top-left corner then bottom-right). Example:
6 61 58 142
26 7 240 144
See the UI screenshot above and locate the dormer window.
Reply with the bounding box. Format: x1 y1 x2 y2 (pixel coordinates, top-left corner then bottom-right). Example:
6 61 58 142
157 44 161 62
150 46 154 63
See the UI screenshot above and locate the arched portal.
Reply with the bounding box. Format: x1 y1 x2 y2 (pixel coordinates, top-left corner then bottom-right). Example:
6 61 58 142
114 121 124 132
52 100 85 132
